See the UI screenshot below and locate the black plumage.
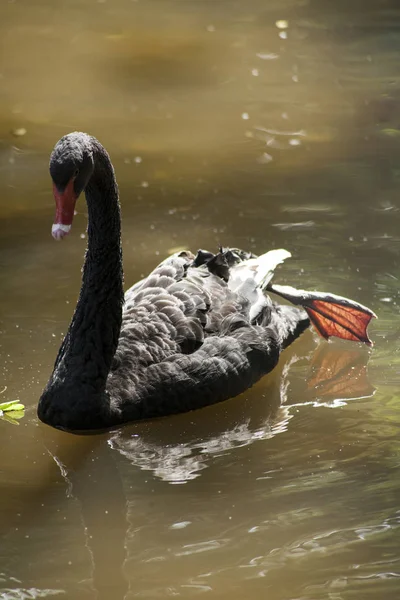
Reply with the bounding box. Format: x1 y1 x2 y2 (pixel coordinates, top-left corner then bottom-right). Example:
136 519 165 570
38 132 375 432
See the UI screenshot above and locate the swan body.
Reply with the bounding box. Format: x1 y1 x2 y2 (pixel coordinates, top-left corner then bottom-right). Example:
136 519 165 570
38 133 376 432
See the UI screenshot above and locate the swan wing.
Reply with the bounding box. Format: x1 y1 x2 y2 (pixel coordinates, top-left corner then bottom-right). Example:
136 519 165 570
112 249 305 381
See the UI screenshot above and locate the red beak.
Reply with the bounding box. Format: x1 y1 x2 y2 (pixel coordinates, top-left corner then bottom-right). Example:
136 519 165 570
52 178 77 240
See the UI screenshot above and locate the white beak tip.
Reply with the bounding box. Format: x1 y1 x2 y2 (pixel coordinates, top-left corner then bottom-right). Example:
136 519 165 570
52 223 71 240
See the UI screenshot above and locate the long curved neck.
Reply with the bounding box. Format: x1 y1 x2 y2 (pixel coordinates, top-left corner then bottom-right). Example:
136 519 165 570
52 140 124 393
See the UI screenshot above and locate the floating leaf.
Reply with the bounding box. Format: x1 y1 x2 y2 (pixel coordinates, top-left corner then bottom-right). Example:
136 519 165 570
7 409 25 418
0 400 25 424
0 400 25 412
6 403 25 412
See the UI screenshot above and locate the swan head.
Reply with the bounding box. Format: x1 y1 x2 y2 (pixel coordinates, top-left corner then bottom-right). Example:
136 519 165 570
49 132 94 240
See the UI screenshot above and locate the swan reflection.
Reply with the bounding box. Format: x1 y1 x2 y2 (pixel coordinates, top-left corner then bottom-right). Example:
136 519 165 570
109 344 373 484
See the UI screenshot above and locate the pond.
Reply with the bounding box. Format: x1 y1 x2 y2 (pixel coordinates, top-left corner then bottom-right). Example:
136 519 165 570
1 0 400 598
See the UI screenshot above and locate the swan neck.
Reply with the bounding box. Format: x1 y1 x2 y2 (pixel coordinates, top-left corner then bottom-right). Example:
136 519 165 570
55 142 124 390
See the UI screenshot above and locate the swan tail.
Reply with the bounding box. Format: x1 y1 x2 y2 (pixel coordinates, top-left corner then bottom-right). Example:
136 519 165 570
228 249 291 293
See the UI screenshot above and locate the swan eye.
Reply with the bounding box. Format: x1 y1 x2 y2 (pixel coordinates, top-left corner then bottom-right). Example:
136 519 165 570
73 168 79 178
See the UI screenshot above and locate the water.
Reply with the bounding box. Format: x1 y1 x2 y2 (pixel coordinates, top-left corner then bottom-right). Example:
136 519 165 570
1 0 400 598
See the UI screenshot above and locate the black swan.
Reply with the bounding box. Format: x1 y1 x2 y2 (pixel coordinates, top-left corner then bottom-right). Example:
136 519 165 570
37 132 376 432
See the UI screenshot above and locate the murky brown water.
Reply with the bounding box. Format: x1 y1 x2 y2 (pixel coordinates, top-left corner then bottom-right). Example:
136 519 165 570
1 0 400 598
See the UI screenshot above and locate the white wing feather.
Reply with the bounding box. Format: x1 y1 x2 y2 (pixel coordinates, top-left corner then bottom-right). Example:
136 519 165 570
228 249 291 292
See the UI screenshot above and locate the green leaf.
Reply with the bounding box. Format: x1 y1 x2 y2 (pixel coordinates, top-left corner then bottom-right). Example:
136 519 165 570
0 400 25 412
5 410 25 420
5 403 25 412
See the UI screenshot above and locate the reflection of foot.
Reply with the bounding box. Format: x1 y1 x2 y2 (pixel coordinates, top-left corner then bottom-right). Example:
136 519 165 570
307 344 374 403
